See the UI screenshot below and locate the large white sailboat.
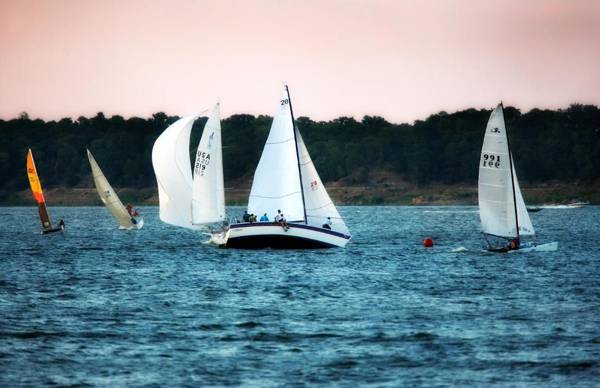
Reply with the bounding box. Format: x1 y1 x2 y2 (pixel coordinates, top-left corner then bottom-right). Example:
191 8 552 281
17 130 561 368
151 103 226 230
222 85 351 249
478 103 557 252
87 149 144 229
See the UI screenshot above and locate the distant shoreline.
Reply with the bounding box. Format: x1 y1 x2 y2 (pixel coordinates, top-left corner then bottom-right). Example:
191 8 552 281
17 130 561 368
3 182 598 206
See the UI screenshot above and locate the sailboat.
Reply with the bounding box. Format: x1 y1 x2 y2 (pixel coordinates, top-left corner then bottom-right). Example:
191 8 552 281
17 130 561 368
478 103 557 253
87 149 144 230
26 149 64 234
222 85 351 249
151 103 225 230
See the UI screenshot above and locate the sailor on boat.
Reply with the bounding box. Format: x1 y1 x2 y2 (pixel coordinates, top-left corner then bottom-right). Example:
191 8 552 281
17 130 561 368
274 210 289 231
322 217 332 230
260 213 269 222
126 203 140 224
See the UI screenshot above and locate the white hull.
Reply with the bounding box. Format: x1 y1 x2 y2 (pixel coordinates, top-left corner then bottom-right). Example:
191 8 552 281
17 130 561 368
223 222 351 249
119 217 144 230
511 241 558 253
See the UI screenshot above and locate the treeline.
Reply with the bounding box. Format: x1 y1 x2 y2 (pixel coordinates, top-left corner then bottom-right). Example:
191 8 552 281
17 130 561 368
1 104 599 197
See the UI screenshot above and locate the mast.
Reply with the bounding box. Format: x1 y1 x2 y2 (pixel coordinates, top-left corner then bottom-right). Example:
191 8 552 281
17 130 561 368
286 84 308 224
503 103 520 240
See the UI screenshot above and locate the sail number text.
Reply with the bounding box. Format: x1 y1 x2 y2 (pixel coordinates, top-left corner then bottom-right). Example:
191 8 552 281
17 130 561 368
280 99 289 106
482 153 501 168
195 152 211 176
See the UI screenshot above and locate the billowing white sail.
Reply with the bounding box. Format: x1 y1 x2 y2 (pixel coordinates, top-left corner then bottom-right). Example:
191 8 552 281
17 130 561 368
297 131 349 234
192 103 226 224
248 88 304 222
87 149 138 229
152 114 200 229
478 104 534 238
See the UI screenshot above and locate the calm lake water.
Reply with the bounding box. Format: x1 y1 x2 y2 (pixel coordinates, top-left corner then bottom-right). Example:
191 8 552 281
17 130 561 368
1 206 599 386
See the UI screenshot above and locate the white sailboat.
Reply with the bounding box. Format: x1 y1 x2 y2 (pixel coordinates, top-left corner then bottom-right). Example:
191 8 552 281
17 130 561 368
87 149 144 230
151 103 225 230
478 103 557 252
223 85 351 249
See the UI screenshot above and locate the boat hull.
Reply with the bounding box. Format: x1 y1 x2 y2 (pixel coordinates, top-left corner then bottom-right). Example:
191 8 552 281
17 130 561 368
41 225 64 235
224 222 351 249
486 241 558 253
119 217 144 230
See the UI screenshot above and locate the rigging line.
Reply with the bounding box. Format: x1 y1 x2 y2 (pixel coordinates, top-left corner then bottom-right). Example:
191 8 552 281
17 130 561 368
305 202 335 211
249 191 302 199
287 84 308 224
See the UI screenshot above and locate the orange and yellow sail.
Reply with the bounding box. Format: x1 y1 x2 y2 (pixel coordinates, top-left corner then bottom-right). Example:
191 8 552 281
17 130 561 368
27 149 52 229
27 149 46 204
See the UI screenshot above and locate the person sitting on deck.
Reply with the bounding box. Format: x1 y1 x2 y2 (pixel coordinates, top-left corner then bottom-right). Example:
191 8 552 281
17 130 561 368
280 213 289 231
322 217 332 230
242 210 250 222
274 209 282 223
249 213 257 223
126 204 139 217
507 237 520 251
260 213 269 222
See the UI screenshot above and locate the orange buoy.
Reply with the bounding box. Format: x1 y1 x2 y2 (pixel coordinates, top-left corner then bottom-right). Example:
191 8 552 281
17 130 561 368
423 237 434 247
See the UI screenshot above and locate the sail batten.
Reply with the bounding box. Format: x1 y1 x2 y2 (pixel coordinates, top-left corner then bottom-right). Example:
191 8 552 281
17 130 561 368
478 104 534 238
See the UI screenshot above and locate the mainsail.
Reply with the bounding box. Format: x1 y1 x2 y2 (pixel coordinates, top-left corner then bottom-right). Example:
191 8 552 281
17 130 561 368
192 103 226 224
26 149 52 229
87 149 137 229
297 131 349 234
248 87 305 222
478 104 534 238
152 114 199 229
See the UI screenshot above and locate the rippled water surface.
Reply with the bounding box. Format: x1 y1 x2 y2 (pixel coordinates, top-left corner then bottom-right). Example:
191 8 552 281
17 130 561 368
1 206 599 386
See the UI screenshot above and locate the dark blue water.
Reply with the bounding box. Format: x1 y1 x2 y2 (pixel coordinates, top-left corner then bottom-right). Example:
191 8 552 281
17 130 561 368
1 206 599 386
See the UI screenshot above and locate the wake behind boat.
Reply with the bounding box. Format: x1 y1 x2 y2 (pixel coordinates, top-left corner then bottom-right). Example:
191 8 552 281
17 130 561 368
478 104 557 253
87 149 143 230
26 149 65 234
223 85 351 249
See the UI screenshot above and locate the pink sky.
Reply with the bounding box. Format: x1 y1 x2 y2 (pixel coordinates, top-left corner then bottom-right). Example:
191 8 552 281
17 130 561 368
1 0 599 123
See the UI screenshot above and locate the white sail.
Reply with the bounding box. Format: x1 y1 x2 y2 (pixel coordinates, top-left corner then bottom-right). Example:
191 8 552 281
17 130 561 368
87 149 136 229
297 131 349 234
512 165 535 235
248 87 304 222
192 103 225 224
478 104 534 238
151 114 200 229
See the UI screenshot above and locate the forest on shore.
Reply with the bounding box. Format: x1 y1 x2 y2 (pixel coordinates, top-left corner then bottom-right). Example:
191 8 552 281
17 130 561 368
1 104 599 205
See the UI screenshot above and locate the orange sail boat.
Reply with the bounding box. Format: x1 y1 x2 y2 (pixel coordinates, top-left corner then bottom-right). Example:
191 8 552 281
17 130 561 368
26 149 64 234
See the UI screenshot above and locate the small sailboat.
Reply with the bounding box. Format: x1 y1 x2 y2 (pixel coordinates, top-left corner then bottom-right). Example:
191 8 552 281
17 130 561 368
26 149 64 234
478 103 557 253
87 149 143 230
151 103 225 230
223 85 351 249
